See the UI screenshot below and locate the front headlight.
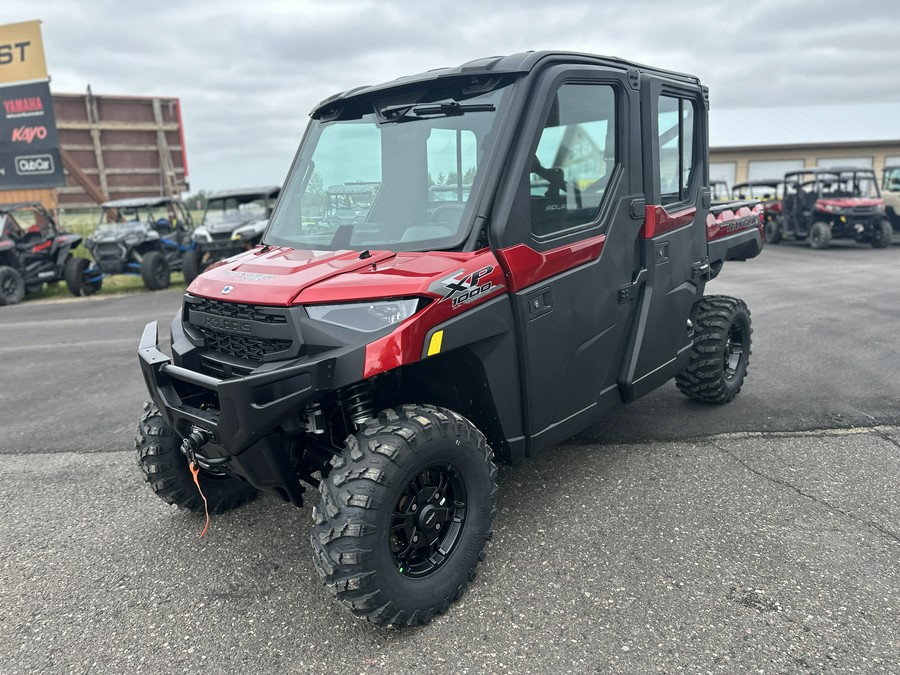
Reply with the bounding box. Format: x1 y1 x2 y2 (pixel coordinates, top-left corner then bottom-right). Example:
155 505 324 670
306 299 419 332
193 227 212 243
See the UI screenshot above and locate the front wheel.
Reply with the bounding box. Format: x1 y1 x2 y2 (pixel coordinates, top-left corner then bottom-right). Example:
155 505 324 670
65 256 102 297
311 405 497 627
676 296 752 404
141 250 170 290
135 401 258 513
809 221 831 250
870 219 892 248
0 265 25 305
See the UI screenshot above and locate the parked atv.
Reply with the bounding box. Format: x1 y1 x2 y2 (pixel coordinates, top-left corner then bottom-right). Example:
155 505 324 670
732 180 783 243
0 202 85 305
710 179 730 203
84 197 194 291
136 51 764 627
882 166 900 235
182 186 280 284
773 168 891 249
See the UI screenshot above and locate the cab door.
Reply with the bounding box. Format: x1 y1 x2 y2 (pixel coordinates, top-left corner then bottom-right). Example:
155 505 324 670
618 79 708 401
492 65 646 454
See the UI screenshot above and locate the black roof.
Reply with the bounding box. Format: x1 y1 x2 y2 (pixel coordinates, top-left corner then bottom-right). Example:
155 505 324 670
101 196 182 209
784 167 876 178
312 50 701 117
733 180 781 188
0 201 50 213
206 186 281 200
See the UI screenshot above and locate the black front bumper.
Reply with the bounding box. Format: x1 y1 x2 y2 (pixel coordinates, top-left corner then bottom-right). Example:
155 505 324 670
138 321 337 456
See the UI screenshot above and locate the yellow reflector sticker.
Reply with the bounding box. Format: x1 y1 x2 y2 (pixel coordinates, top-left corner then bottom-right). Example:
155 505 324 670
427 330 443 356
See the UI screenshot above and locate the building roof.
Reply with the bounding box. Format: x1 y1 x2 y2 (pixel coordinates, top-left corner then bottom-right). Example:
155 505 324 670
710 102 900 150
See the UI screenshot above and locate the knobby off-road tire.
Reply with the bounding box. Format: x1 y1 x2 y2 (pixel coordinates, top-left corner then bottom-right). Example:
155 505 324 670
311 405 498 627
141 250 170 291
64 256 101 297
181 248 203 284
0 265 25 305
809 221 831 250
135 401 258 513
870 219 893 248
676 296 752 404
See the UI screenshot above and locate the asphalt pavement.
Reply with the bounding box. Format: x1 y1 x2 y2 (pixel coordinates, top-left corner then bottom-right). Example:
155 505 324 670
1 241 899 673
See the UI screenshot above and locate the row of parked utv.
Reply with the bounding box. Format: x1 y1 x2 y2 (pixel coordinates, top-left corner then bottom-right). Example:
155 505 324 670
0 186 280 306
711 166 900 250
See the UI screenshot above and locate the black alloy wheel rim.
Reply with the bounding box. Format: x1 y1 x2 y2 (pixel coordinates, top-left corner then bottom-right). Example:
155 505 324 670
1 274 15 297
723 321 745 380
390 463 467 578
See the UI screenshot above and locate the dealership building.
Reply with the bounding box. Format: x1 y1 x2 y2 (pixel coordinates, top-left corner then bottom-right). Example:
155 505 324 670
709 102 900 189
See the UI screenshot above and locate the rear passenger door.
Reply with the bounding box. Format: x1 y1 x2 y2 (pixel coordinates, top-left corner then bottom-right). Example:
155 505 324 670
619 79 708 400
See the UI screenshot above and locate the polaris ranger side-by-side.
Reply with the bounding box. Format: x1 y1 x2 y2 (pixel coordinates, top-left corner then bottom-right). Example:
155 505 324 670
136 52 763 627
182 186 281 284
773 168 891 249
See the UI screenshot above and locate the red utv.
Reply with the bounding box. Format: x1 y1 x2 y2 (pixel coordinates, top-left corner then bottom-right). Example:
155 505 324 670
773 168 891 249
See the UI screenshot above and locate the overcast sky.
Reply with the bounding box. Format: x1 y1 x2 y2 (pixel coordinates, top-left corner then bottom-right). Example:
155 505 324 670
7 0 900 192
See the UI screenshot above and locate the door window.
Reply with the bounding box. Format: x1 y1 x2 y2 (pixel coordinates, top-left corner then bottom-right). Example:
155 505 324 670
530 83 616 237
658 95 695 205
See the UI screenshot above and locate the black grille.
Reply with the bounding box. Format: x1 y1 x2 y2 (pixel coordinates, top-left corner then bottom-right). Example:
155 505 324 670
197 328 292 361
95 243 122 260
184 295 298 363
190 297 287 324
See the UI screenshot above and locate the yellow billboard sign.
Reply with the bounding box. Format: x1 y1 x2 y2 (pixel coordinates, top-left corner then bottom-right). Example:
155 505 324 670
0 20 48 85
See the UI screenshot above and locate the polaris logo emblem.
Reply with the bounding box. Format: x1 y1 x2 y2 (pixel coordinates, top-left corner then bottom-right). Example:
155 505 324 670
221 285 234 295
204 315 252 334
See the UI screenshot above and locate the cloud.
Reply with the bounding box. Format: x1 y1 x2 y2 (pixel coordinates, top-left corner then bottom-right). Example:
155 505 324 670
5 0 900 191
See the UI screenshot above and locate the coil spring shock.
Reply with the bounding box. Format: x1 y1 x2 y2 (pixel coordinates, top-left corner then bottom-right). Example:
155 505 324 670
341 381 376 430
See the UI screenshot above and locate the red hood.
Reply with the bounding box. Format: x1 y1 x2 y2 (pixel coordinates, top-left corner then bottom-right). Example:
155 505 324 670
818 197 884 209
188 246 492 306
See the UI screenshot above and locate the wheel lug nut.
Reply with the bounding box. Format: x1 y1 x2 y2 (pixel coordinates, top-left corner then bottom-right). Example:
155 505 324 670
411 504 417 511
413 535 419 542
435 523 441 530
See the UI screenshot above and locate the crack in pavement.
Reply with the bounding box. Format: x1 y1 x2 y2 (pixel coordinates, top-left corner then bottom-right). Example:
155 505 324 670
710 436 900 547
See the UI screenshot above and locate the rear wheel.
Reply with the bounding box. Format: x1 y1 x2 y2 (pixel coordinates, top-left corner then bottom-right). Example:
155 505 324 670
141 250 170 290
0 265 25 305
809 221 831 249
764 217 781 244
871 219 892 248
311 405 497 627
676 295 752 404
65 256 102 297
135 401 258 513
181 248 203 284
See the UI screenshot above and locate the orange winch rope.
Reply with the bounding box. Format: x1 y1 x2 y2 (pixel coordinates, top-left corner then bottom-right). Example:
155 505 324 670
188 461 210 537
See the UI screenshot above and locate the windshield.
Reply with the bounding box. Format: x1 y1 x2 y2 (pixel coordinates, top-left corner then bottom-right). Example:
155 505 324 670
829 171 880 199
265 79 513 251
204 196 269 226
883 167 900 191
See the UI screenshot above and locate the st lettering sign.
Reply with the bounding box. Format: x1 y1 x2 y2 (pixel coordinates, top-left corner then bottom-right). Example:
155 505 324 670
0 80 64 188
0 20 47 85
